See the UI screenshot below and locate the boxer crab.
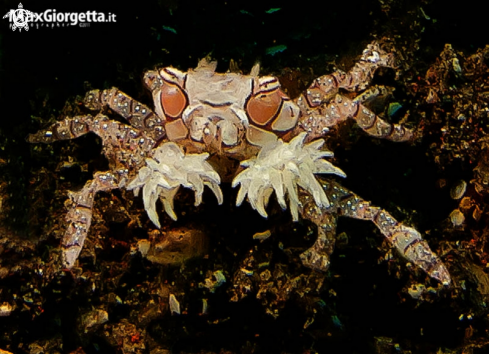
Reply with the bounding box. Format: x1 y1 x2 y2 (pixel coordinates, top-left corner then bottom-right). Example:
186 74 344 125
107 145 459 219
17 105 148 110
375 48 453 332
29 41 451 285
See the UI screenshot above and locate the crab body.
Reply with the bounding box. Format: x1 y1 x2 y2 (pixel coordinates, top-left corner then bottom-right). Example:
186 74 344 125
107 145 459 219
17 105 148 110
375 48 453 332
28 41 450 286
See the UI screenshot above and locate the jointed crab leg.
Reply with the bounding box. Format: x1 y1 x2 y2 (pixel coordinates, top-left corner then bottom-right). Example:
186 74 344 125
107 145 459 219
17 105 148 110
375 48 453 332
300 180 451 285
28 114 96 144
28 114 158 268
303 41 396 103
292 41 413 142
62 171 120 268
296 94 413 142
298 192 338 272
28 113 155 170
84 88 166 142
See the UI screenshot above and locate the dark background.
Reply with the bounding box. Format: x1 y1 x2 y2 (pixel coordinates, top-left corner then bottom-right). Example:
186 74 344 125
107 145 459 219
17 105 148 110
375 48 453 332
1 0 488 353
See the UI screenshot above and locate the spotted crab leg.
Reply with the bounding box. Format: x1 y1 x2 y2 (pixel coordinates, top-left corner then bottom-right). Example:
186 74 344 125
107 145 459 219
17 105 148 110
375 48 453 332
62 171 119 268
298 191 338 272
296 94 413 142
305 41 397 101
292 40 413 142
28 114 97 143
299 180 451 286
28 113 154 173
28 114 156 268
84 88 166 142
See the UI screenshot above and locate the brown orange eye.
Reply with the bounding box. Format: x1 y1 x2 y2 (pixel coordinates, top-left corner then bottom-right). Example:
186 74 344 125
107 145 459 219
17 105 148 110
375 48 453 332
160 82 187 119
246 90 282 126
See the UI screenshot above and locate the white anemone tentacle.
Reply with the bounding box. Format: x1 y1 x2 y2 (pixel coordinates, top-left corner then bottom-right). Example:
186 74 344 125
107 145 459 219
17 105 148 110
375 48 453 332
232 132 346 221
126 142 223 227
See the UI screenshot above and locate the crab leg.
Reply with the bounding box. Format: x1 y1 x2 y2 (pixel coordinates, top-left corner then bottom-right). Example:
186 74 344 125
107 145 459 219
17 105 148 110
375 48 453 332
291 40 413 142
27 113 143 148
62 171 119 268
28 114 97 144
28 113 155 169
303 41 396 103
298 192 338 272
84 88 166 142
297 93 413 142
352 85 394 105
296 93 413 142
299 180 451 285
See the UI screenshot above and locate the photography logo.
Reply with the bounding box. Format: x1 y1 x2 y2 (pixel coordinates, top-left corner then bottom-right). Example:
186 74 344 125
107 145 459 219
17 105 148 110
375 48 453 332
3 3 32 31
3 2 117 31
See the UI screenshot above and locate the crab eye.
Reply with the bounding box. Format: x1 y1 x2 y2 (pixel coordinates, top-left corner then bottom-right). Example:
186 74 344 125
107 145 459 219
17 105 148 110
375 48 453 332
160 82 187 119
246 89 282 126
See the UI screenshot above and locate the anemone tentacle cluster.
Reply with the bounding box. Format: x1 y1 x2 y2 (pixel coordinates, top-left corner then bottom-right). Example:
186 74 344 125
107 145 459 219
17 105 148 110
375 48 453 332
126 142 223 227
232 132 346 221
